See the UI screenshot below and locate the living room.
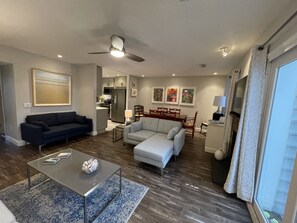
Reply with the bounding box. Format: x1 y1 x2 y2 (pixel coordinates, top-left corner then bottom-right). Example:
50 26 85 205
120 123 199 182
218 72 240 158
1 1 297 223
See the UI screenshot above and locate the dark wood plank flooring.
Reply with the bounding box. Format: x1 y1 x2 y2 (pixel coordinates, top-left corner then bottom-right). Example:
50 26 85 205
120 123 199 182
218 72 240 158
0 132 252 223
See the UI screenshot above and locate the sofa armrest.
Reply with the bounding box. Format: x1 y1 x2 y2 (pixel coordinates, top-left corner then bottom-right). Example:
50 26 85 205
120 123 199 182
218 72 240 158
85 118 93 131
20 123 43 146
124 125 131 142
173 128 185 156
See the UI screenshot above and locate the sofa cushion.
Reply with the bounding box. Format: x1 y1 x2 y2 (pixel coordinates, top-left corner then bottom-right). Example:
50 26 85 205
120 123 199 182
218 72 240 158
26 113 58 126
61 123 90 133
128 130 155 142
30 121 50 131
134 133 173 162
56 112 76 125
167 127 179 140
75 115 86 124
131 122 142 132
157 119 181 134
140 117 159 132
42 125 71 139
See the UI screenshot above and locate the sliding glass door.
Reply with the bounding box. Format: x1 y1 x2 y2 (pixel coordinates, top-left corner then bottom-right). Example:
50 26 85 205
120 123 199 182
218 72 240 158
254 47 297 223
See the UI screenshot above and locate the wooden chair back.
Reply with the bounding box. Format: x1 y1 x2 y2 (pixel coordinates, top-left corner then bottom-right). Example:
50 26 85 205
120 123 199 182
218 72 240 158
169 108 181 114
134 105 144 121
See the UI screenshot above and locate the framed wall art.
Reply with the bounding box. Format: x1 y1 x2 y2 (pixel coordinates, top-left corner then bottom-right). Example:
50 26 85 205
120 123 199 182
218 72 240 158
32 68 72 106
152 87 165 103
131 88 137 97
180 86 196 106
165 86 179 104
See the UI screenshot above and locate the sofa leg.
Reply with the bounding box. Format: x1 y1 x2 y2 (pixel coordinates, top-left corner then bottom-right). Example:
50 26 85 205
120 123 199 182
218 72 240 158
66 138 69 143
174 155 177 161
160 168 164 176
38 145 43 153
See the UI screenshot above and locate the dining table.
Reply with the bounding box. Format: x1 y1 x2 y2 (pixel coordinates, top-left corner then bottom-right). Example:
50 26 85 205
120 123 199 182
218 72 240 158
143 112 187 122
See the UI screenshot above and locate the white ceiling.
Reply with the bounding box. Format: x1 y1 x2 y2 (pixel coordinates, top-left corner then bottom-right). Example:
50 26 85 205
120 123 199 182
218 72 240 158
0 0 293 77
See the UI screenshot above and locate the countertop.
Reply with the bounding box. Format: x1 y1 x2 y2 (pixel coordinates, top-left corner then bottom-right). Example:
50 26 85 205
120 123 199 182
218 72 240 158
96 107 109 110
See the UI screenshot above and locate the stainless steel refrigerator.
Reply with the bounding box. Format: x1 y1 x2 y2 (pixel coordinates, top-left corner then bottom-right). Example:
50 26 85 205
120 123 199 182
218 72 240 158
111 89 126 123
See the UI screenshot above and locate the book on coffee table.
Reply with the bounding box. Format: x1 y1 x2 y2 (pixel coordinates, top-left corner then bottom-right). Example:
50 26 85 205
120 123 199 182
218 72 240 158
42 157 60 165
57 152 71 159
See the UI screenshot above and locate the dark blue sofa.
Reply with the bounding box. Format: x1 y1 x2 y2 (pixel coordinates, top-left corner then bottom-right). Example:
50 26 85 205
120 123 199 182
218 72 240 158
21 111 92 152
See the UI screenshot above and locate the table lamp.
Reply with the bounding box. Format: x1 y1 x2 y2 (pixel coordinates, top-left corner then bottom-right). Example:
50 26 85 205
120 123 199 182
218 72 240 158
125 110 133 125
213 96 226 120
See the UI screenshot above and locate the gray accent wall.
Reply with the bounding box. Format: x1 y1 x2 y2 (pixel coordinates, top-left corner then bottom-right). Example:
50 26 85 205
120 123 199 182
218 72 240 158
0 44 89 143
75 64 98 133
137 76 227 127
0 64 17 140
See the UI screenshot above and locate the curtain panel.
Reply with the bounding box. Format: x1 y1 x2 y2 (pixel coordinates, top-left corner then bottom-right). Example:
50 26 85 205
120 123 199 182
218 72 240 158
224 47 268 202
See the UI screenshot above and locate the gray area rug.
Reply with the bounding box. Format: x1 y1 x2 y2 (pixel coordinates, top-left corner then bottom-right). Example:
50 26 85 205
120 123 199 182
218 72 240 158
0 174 148 223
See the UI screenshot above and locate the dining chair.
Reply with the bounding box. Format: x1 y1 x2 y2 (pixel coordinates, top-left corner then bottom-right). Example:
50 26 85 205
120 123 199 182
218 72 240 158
182 111 198 138
157 107 168 112
169 108 181 114
163 111 176 119
149 109 161 117
134 105 144 121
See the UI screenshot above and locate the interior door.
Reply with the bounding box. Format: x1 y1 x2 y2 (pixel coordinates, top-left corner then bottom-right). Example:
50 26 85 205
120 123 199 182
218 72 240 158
254 47 297 223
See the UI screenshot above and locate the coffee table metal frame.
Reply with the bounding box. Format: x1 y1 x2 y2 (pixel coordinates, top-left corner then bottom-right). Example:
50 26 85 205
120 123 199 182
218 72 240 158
27 149 121 223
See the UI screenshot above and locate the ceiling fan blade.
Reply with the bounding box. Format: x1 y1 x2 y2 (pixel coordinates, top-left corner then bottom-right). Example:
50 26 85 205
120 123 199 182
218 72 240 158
88 52 109 54
125 53 145 62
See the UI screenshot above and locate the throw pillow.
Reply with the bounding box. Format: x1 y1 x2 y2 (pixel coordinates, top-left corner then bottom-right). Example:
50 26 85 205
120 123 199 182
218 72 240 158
75 115 86 124
167 127 179 140
131 122 142 132
30 121 50 131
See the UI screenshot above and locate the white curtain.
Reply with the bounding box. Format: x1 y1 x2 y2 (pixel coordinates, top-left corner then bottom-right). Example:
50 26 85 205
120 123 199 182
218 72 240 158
222 70 240 155
224 47 268 202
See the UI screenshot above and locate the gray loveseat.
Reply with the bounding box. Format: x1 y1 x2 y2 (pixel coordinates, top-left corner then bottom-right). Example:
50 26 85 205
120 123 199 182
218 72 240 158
124 117 185 175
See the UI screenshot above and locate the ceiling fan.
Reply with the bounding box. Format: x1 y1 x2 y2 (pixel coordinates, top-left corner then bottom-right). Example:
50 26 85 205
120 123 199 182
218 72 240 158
88 35 145 62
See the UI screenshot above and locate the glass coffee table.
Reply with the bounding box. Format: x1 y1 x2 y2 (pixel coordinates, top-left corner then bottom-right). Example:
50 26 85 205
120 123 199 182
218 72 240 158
27 148 121 223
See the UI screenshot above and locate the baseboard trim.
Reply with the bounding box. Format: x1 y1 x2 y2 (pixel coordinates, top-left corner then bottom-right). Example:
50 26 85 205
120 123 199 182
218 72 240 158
88 131 98 136
246 203 260 223
204 146 217 154
5 135 26 147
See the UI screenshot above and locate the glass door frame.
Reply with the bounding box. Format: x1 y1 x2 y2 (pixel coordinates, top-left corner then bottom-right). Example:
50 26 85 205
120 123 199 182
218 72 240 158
252 46 297 223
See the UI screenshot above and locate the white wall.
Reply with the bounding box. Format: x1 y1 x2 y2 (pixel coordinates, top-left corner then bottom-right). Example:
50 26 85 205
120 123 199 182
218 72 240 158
137 76 227 126
127 75 139 111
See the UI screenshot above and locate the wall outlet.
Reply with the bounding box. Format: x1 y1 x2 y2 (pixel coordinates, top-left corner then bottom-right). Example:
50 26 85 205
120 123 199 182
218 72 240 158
23 103 32 108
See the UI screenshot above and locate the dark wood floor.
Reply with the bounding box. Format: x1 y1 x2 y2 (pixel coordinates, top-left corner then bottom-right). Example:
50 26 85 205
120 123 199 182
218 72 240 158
0 131 252 223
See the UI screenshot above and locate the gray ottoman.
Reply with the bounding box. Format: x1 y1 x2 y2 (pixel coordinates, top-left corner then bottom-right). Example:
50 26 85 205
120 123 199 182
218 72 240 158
134 133 173 175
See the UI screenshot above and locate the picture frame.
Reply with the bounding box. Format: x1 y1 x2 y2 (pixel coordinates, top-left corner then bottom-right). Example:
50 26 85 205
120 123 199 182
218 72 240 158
131 88 137 97
165 86 179 104
152 87 165 103
32 68 72 106
179 86 196 106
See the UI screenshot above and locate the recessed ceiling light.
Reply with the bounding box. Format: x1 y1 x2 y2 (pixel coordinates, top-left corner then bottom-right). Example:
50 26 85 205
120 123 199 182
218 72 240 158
214 72 218 75
172 73 176 76
220 47 229 57
117 74 119 76
141 75 144 77
57 54 62 58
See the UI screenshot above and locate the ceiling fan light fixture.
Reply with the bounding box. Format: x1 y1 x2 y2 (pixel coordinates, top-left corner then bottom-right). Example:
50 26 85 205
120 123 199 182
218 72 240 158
110 49 125 58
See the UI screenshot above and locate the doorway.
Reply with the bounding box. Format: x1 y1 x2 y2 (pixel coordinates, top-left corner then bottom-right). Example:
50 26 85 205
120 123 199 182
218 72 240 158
0 68 6 136
254 47 297 223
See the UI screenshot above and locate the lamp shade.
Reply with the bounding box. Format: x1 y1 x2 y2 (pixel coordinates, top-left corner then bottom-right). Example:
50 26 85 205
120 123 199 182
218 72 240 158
213 96 226 107
125 110 133 118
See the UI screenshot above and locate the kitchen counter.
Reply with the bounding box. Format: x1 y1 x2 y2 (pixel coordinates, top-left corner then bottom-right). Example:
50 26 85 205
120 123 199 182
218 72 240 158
96 107 109 133
96 107 109 110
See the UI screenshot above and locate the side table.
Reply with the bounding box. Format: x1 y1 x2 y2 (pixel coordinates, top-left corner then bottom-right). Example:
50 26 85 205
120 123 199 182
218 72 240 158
113 124 126 142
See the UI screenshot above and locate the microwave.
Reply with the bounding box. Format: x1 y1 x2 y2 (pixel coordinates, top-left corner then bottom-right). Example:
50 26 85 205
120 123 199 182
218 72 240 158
103 87 113 95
